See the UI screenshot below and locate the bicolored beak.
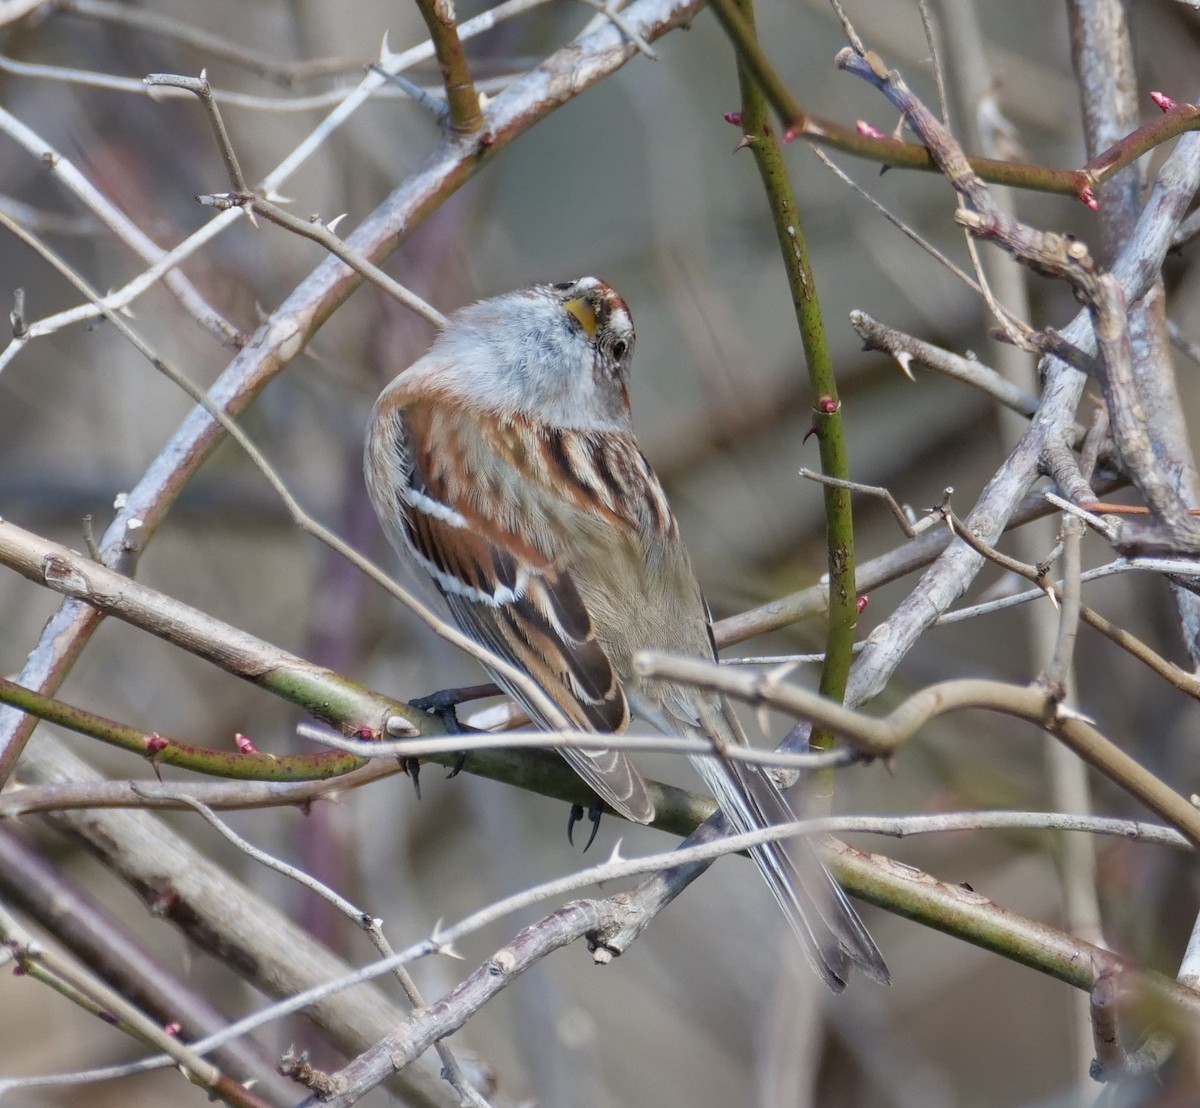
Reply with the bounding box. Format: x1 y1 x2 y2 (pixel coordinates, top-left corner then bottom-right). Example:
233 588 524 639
563 297 598 338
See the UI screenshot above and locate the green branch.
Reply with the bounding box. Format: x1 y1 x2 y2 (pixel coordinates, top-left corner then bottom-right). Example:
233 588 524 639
728 0 855 747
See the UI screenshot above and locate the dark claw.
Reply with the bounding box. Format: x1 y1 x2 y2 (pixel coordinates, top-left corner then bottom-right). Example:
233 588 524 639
446 751 467 779
583 800 603 852
405 757 421 800
567 801 604 851
567 803 585 847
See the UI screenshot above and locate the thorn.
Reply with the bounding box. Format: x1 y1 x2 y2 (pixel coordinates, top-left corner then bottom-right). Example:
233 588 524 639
894 351 915 381
732 136 754 154
429 919 464 960
326 213 347 235
1054 703 1096 726
378 31 397 66
384 715 418 739
605 838 626 864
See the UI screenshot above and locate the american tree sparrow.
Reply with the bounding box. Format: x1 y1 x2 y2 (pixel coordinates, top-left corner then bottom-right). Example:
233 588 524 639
365 277 888 990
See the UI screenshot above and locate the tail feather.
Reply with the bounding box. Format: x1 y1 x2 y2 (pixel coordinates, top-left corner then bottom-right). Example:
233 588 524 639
688 748 890 992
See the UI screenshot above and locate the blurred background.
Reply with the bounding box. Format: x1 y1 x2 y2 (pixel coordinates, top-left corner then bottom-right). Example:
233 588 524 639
2 1 1200 1105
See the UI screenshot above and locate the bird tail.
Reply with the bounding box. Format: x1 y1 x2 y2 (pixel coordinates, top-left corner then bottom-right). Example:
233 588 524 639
688 708 890 991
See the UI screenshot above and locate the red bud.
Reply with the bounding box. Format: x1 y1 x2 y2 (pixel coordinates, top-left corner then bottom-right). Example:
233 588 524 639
234 733 258 755
145 733 168 755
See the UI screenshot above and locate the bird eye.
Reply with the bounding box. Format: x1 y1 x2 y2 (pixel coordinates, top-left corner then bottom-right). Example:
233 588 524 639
611 339 628 362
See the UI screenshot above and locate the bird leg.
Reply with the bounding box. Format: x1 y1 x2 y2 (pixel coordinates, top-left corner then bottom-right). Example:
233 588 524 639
408 683 497 778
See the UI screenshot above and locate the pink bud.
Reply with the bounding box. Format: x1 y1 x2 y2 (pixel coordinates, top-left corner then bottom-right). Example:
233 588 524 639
234 733 258 755
1150 91 1176 112
816 396 840 414
1079 184 1099 211
164 1022 182 1036
144 733 168 755
856 596 869 615
722 111 743 126
856 120 886 139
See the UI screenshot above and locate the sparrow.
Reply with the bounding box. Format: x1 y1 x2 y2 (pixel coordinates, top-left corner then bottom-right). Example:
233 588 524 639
365 276 888 990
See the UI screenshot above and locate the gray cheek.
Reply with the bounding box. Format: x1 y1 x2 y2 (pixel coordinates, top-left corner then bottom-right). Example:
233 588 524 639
590 359 629 421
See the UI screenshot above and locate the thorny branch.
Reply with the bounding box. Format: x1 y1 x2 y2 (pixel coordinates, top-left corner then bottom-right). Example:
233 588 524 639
4 0 1200 1101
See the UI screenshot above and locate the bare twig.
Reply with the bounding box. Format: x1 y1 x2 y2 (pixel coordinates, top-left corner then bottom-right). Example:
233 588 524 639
128 787 493 1107
0 826 295 1101
632 654 1200 848
849 310 1042 419
0 0 705 788
0 903 268 1107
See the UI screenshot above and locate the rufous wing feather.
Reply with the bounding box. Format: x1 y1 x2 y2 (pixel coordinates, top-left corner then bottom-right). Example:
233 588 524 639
374 393 655 824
